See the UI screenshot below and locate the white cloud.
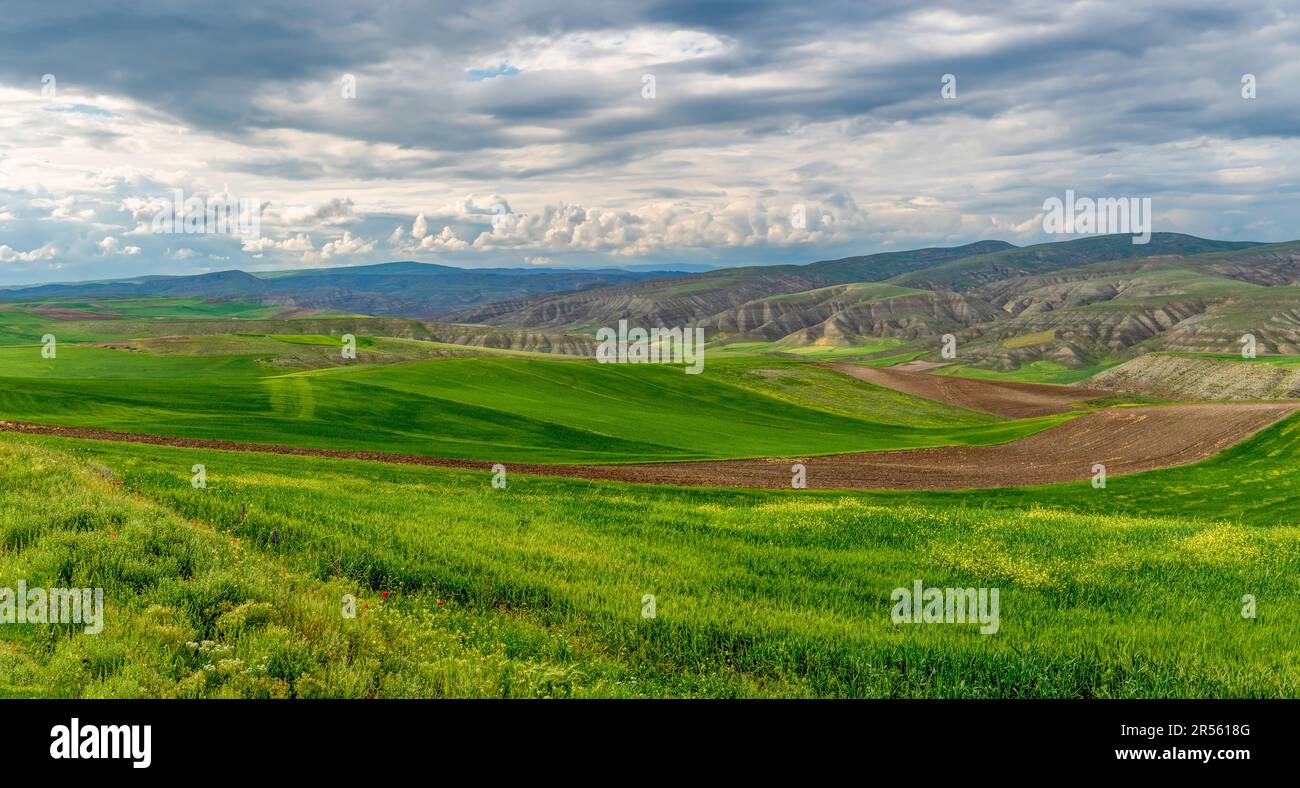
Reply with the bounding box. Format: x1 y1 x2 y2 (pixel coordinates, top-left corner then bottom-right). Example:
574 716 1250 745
391 221 468 253
242 233 314 256
97 235 139 255
478 28 731 74
279 197 356 225
3 5 1300 284
464 196 866 255
0 242 58 262
319 231 375 258
32 196 95 222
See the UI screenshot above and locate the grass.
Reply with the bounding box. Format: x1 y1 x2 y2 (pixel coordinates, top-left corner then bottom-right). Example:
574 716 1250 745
0 297 345 346
704 356 993 425
4 417 1299 698
2 294 1295 699
0 348 1066 463
936 359 1124 385
0 296 450 349
898 409 1300 525
1001 329 1057 349
777 340 906 358
1163 352 1300 369
710 338 906 358
757 282 926 304
0 438 719 698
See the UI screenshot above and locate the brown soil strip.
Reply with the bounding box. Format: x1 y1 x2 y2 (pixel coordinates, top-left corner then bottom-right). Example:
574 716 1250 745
1 403 1294 491
824 363 1113 418
891 360 952 372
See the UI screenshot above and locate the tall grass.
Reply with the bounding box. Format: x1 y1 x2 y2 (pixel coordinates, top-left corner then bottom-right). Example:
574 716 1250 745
5 431 1298 698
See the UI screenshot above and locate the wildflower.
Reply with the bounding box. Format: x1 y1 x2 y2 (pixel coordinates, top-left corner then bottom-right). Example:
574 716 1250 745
381 591 389 600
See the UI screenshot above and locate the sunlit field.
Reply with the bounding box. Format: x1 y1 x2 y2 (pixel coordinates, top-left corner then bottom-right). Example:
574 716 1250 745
4 410 1299 698
2 297 1297 700
0 341 1067 462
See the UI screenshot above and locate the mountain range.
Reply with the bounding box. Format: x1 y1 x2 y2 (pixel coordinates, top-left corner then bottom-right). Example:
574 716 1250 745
6 232 1300 372
0 263 689 320
450 233 1300 370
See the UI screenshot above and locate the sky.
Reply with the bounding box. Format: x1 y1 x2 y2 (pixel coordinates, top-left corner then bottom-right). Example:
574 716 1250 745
0 0 1297 285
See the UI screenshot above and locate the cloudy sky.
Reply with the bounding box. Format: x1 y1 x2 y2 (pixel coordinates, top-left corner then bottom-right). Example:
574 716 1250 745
0 0 1297 285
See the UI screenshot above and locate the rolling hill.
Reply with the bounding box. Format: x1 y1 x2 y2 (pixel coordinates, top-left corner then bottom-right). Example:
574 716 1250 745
4 233 1298 377
0 262 689 320
445 241 1015 331
450 233 1300 376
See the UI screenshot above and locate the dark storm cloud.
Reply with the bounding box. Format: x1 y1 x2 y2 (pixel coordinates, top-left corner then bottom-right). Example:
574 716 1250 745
2 0 1298 286
3 0 1294 158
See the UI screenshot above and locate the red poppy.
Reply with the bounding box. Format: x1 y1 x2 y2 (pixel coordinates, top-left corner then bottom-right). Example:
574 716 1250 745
436 600 445 607
381 591 389 600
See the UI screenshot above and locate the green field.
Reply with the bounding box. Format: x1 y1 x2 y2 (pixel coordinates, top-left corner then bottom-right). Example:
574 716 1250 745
712 338 906 359
3 412 1299 698
1 295 1297 699
0 344 1067 463
0 297 349 346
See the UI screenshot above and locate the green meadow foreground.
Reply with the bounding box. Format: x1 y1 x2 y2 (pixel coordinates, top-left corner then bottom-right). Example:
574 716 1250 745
2 416 1299 698
1 296 1298 698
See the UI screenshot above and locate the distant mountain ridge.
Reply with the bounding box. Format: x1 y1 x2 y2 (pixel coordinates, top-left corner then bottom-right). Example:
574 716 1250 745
446 241 1017 330
7 233 1299 374
448 233 1300 372
0 262 694 320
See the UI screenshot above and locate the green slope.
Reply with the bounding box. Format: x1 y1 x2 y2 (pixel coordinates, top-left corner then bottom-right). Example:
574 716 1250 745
0 347 1064 463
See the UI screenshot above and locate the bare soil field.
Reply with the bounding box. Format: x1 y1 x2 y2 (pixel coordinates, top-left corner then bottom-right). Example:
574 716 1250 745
825 362 1113 418
890 360 952 372
2 402 1293 490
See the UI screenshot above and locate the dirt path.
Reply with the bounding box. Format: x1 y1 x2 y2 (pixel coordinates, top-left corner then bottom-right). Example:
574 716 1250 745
824 363 1113 418
2 402 1294 490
